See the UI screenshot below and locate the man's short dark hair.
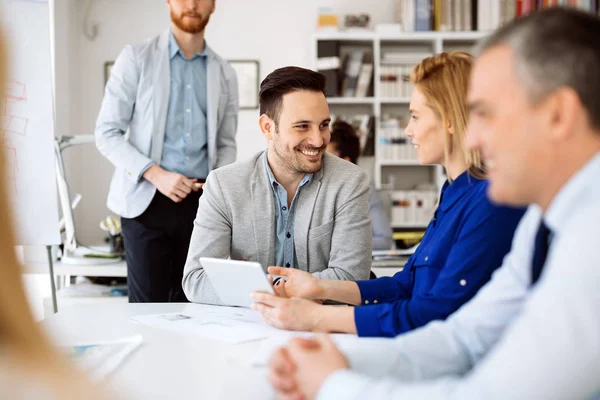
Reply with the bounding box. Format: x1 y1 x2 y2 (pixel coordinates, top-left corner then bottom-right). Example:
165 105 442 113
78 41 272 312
330 120 361 164
259 66 326 129
477 7 600 131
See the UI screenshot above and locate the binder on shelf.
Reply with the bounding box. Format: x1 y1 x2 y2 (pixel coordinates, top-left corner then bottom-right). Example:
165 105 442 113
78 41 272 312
355 51 373 98
317 41 341 97
341 51 364 97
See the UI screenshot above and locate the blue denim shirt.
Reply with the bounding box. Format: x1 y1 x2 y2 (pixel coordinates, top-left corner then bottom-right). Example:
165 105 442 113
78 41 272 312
154 31 209 179
264 153 312 269
355 171 525 337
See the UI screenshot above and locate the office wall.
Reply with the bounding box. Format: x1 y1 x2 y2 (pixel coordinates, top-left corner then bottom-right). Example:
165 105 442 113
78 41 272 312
66 0 396 243
21 0 80 322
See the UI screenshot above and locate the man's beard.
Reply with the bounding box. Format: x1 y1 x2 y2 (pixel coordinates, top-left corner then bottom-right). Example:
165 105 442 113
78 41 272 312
171 10 210 34
273 141 325 176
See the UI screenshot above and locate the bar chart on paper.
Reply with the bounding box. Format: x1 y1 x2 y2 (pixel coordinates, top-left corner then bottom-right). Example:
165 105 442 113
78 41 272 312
1 0 60 246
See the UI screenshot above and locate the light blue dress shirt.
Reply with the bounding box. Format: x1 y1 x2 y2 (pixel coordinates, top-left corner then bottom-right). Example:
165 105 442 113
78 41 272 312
317 153 600 400
151 31 209 179
264 153 312 269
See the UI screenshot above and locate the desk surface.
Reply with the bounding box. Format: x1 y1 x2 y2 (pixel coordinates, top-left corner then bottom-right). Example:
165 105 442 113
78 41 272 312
42 303 272 399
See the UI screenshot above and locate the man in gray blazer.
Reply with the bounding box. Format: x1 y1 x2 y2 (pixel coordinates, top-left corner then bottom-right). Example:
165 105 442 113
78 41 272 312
95 0 238 302
183 66 372 304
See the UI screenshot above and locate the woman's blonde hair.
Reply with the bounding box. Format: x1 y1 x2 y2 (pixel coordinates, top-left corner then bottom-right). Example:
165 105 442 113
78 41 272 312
410 51 485 179
0 33 104 398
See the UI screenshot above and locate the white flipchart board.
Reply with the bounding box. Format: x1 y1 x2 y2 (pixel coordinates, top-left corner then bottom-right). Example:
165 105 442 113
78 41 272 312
1 0 60 246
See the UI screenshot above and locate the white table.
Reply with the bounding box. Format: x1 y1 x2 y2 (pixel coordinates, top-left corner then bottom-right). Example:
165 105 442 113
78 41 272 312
42 303 273 399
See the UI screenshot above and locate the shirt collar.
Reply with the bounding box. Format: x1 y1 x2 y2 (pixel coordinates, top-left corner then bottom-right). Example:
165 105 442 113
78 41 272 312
544 152 600 233
438 170 485 212
168 30 208 60
263 150 312 190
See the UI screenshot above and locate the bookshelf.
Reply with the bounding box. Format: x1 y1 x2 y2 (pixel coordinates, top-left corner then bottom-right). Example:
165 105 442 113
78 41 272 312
312 31 488 230
327 97 375 105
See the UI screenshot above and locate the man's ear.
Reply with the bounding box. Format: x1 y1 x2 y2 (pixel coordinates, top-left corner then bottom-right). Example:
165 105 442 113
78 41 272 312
259 114 275 140
543 87 581 142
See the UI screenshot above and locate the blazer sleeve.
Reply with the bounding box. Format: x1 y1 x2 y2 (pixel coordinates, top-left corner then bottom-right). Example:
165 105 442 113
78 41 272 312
312 170 372 281
215 66 238 168
94 45 154 183
181 171 232 304
369 186 393 250
353 202 524 337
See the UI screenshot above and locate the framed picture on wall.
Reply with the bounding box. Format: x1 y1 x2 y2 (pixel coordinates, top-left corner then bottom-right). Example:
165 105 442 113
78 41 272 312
104 61 114 85
228 60 259 110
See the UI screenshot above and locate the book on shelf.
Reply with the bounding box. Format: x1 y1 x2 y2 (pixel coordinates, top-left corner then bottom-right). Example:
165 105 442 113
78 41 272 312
355 51 373 98
394 0 600 33
361 116 376 156
390 190 438 227
341 51 364 97
380 53 429 98
415 0 433 31
379 115 417 162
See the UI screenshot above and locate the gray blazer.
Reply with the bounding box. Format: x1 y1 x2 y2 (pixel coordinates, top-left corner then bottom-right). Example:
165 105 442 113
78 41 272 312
182 151 372 304
95 29 238 218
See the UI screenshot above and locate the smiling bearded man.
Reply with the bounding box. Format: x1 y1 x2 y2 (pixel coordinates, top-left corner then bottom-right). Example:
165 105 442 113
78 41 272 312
95 0 238 303
182 66 372 305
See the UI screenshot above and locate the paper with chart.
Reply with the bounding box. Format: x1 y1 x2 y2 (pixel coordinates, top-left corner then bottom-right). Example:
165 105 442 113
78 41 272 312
130 304 285 344
1 0 60 245
61 335 143 382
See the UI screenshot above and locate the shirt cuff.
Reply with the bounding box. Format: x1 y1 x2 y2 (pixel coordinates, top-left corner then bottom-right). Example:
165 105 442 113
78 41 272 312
316 370 372 400
138 161 155 181
354 304 385 337
356 277 403 305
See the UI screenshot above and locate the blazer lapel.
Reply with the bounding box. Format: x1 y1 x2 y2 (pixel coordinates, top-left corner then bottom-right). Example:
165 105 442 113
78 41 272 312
294 171 323 272
206 51 220 169
252 153 275 268
151 30 171 162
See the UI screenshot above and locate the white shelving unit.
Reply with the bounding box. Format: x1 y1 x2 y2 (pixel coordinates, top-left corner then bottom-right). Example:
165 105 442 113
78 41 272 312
327 97 375 104
312 31 489 230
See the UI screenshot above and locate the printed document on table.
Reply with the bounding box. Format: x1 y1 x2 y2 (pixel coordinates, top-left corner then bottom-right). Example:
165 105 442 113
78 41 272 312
60 335 143 381
130 304 282 344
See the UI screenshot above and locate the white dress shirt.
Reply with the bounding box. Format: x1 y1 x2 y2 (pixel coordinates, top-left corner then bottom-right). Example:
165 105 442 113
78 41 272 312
318 153 600 400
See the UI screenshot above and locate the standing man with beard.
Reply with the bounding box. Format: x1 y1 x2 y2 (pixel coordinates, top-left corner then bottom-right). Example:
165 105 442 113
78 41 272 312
182 66 372 304
95 0 238 303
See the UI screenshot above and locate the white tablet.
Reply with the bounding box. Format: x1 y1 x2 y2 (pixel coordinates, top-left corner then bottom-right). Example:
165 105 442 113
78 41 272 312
199 257 275 308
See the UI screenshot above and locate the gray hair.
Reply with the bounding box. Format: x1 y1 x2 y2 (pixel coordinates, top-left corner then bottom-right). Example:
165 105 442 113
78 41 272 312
475 7 600 131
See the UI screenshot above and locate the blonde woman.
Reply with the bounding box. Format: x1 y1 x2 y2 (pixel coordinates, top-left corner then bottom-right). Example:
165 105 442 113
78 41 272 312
0 37 107 399
251 52 525 337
